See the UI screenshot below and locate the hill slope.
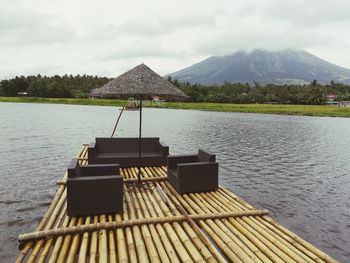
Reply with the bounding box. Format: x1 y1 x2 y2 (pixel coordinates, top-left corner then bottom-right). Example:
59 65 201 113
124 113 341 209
168 49 350 85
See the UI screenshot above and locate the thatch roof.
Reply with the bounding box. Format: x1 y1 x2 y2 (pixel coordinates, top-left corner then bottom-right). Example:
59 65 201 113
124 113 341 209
90 64 188 99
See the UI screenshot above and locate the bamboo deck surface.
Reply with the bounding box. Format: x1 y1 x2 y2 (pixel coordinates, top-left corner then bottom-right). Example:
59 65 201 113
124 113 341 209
16 145 338 263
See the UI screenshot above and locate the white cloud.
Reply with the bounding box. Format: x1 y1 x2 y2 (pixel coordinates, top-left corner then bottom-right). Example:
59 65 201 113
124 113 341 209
0 0 350 78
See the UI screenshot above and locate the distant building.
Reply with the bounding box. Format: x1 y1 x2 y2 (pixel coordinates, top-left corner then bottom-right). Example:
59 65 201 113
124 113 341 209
17 92 28 96
152 95 160 102
339 101 350 107
325 93 339 106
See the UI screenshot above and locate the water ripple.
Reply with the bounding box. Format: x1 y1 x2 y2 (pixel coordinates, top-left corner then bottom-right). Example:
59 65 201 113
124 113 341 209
0 103 350 262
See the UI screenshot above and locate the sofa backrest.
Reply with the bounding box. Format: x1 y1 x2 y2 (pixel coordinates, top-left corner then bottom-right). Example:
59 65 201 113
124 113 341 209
197 149 216 162
95 137 160 153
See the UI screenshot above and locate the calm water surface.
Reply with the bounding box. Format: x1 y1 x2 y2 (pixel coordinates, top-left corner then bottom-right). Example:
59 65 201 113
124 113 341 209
0 102 350 262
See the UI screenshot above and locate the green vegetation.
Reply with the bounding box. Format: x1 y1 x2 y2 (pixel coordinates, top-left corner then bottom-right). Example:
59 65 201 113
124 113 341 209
1 74 350 117
0 96 125 107
169 78 350 105
1 96 350 117
1 75 350 105
163 102 350 117
0 74 110 98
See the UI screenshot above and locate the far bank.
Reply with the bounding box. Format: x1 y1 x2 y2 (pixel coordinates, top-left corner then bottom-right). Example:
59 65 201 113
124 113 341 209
1 96 350 117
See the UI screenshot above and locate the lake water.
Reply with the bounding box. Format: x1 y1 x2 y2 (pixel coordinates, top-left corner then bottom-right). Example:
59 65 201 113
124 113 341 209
0 102 349 262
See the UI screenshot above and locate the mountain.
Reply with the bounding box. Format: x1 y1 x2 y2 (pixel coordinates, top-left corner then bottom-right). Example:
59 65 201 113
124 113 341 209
167 49 350 85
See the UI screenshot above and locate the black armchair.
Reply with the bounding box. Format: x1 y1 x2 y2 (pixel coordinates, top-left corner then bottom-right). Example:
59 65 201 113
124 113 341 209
66 159 123 216
167 149 218 194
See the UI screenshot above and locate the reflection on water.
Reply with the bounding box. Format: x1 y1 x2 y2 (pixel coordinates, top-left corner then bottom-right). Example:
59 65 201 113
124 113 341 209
0 102 350 262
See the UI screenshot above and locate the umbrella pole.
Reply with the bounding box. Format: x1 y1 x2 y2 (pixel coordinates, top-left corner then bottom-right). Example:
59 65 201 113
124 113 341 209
138 95 143 183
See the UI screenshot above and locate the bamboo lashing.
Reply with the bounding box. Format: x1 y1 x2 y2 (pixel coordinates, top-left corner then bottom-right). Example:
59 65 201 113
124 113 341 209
18 209 269 243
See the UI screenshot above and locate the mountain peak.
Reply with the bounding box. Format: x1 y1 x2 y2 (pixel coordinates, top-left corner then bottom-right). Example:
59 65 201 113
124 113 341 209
168 49 350 85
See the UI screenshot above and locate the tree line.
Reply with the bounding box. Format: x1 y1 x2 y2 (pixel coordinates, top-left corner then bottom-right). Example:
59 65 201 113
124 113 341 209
1 74 350 104
0 74 110 98
170 78 350 104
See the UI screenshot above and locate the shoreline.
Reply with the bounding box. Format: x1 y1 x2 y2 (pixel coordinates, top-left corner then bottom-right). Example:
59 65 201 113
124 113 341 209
1 96 350 117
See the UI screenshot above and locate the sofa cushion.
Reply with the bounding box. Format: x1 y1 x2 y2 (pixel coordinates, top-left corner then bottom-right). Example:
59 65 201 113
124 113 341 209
96 152 163 158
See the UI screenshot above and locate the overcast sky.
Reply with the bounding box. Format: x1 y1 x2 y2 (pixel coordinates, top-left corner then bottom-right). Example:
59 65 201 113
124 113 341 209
1 0 350 79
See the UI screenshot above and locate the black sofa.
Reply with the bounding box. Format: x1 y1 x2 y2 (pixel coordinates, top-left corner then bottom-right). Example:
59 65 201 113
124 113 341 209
167 149 218 194
88 137 169 167
66 159 123 216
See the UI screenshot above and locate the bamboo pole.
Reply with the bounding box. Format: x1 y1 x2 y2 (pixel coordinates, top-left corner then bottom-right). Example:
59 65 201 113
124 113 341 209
139 182 180 263
152 184 206 263
219 187 254 209
26 188 68 263
262 216 338 263
78 216 91 263
115 185 129 263
229 218 285 263
134 184 171 263
89 215 99 263
122 179 139 263
193 192 263 263
148 168 215 262
66 217 84 263
207 191 271 263
37 203 68 263
201 191 292 263
16 174 68 262
98 214 109 263
48 216 72 263
243 216 311 262
142 181 192 262
18 209 270 243
108 214 117 262
56 216 78 263
161 181 228 263
178 202 238 261
212 190 322 262
251 217 316 263
255 217 322 262
212 187 327 262
17 146 77 263
47 146 85 263
201 190 289 263
130 184 161 263
57 156 88 263
124 181 150 263
161 183 218 262
189 192 250 262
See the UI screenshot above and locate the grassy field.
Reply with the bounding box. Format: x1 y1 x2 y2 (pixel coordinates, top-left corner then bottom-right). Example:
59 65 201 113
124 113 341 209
1 96 350 117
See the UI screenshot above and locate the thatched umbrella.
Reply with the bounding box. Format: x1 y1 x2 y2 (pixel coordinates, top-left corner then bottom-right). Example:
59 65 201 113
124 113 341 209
90 63 188 182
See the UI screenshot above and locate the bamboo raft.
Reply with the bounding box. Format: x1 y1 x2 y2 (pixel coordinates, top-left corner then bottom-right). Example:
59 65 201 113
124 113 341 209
16 145 338 263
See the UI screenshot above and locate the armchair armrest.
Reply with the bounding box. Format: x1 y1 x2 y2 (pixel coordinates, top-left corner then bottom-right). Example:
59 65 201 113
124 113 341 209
67 159 80 178
88 142 96 163
80 164 120 176
158 142 169 156
167 154 198 170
